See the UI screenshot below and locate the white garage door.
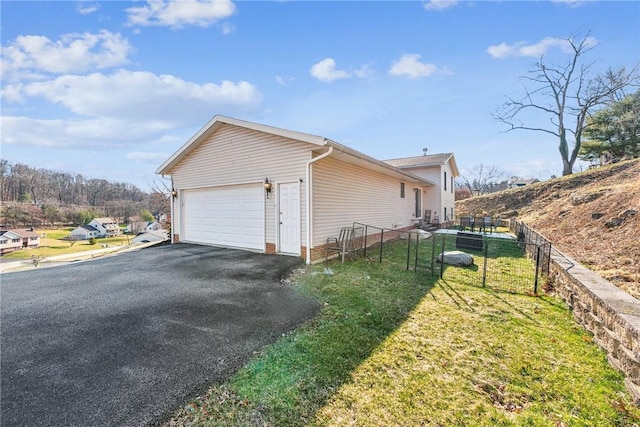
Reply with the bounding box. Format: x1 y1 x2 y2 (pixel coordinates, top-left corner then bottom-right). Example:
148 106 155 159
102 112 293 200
182 185 264 250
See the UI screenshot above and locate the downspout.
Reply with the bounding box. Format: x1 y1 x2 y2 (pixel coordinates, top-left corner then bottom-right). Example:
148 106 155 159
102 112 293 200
305 146 334 264
170 177 176 244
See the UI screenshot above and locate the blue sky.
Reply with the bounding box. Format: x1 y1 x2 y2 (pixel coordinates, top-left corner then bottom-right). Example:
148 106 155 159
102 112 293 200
1 0 639 192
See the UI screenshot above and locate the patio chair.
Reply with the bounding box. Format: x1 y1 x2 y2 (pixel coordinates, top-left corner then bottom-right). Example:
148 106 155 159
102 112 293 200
459 216 473 231
325 226 363 263
490 217 502 233
479 216 492 233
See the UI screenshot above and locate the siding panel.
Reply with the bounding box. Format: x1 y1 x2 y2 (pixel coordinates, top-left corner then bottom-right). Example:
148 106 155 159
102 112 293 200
311 157 426 247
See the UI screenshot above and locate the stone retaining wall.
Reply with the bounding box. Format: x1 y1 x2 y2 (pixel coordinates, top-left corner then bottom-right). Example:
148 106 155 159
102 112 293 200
549 248 640 402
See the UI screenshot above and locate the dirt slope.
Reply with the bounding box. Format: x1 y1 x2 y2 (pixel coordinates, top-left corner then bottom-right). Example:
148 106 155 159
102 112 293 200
456 159 640 299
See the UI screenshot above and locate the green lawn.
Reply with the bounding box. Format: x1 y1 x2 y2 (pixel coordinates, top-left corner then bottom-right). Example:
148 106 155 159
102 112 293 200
168 239 640 426
3 227 132 259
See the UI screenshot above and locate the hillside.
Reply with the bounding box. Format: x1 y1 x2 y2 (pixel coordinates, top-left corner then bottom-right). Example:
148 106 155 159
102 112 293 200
456 159 640 299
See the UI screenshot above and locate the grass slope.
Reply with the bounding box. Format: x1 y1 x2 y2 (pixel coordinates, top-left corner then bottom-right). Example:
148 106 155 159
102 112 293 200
167 241 639 426
456 159 640 299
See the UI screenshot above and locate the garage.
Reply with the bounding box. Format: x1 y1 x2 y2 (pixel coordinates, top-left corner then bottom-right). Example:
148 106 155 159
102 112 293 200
182 185 265 250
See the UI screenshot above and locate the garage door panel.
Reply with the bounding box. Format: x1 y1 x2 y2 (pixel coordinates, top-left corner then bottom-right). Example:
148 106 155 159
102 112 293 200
182 185 264 250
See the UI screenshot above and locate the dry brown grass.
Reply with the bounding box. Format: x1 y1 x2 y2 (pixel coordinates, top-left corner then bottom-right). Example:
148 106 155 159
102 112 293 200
456 159 640 299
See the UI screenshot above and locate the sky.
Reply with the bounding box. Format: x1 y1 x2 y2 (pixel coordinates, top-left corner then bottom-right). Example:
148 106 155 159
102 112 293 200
1 0 639 192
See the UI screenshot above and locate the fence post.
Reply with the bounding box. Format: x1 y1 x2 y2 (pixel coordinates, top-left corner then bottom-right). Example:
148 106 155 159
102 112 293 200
482 240 488 287
379 230 384 264
534 244 541 294
431 233 437 278
414 233 419 271
363 225 368 259
406 232 412 271
440 233 446 279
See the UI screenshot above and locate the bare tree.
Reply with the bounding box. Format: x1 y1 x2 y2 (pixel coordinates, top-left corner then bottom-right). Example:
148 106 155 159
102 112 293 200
496 32 639 175
150 178 172 216
67 234 78 247
459 164 505 196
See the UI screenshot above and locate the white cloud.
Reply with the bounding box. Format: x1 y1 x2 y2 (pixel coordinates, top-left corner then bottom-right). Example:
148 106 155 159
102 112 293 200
0 83 24 103
221 22 235 35
424 0 458 11
354 64 375 79
1 30 132 80
77 3 99 15
487 36 598 58
126 0 236 29
388 54 438 79
310 58 351 83
551 0 592 7
13 70 261 121
0 116 160 148
1 70 263 149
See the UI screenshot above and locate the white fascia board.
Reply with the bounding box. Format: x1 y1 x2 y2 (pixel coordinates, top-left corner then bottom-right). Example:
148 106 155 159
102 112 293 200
327 141 435 187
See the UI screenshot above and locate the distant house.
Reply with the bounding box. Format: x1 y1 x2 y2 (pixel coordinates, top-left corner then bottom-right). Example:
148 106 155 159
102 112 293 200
0 229 40 254
508 178 540 189
70 225 100 240
1 230 24 254
125 221 162 235
131 229 169 244
88 217 121 238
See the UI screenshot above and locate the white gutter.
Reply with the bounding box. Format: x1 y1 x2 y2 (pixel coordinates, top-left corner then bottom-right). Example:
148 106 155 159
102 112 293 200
305 146 334 264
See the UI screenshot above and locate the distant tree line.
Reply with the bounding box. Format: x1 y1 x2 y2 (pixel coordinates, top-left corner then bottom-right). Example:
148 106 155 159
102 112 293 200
0 159 170 228
0 159 148 205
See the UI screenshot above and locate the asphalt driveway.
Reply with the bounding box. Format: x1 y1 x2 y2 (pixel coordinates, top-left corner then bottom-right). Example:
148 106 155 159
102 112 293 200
0 244 319 426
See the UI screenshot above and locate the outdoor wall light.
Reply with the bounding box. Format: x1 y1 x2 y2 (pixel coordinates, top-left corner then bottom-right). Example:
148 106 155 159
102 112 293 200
264 178 272 198
171 189 178 199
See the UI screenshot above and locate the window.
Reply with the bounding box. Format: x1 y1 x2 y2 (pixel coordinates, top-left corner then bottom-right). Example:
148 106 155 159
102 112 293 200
444 207 448 221
444 171 447 191
451 176 454 194
400 182 405 198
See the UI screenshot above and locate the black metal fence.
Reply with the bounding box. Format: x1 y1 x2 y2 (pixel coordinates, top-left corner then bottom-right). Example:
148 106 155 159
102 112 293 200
510 219 553 280
352 222 410 264
406 229 551 295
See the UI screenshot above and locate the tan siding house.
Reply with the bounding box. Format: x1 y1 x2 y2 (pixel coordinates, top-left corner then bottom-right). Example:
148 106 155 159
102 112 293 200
157 115 455 264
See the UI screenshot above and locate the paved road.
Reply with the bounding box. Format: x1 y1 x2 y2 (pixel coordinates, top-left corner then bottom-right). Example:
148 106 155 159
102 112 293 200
1 244 319 426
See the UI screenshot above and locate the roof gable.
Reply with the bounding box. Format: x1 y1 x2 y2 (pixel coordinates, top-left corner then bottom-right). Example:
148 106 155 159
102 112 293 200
157 115 328 175
92 217 116 224
1 230 22 239
384 153 459 177
11 229 39 238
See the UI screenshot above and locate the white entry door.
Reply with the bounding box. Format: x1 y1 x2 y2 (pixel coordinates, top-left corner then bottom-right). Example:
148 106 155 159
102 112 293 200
278 182 300 254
